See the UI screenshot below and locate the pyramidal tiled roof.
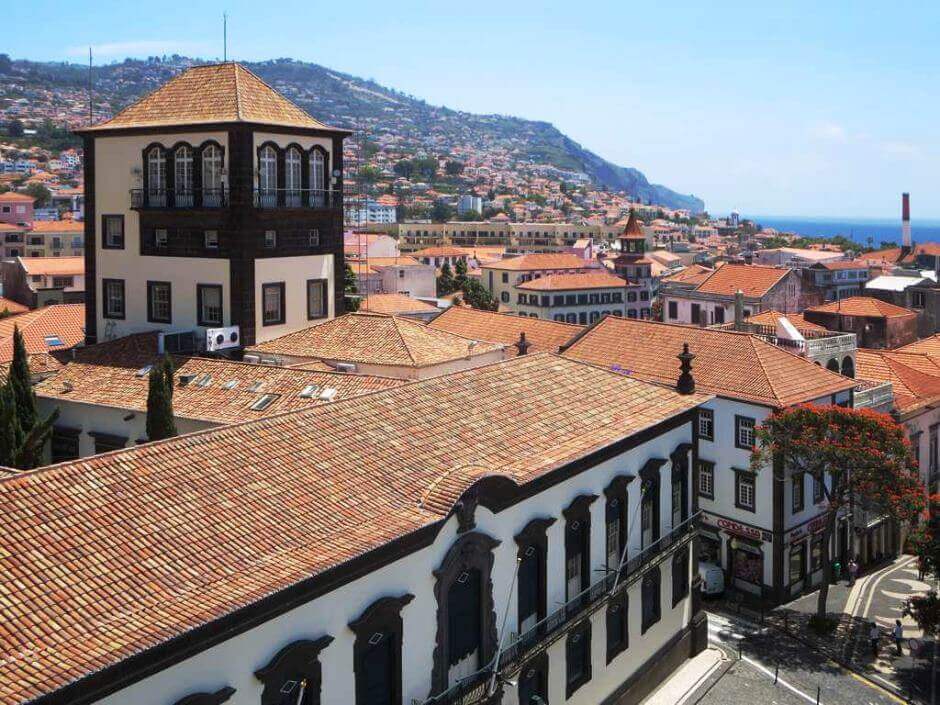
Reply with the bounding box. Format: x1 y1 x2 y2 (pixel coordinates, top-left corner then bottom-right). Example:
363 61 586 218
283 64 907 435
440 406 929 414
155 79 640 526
83 63 339 132
562 316 855 407
621 209 645 239
247 312 504 367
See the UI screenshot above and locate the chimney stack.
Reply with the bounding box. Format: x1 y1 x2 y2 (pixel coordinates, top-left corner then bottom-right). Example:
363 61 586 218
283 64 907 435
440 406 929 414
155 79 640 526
734 289 744 330
902 192 912 250
677 343 696 395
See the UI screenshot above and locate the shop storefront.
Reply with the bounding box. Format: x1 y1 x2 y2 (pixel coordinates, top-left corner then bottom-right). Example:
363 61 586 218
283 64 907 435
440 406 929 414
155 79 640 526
785 514 830 598
700 512 772 597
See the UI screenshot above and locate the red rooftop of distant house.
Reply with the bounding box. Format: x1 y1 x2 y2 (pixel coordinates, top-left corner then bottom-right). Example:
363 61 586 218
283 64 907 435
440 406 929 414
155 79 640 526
694 263 790 298
806 297 915 319
516 272 627 291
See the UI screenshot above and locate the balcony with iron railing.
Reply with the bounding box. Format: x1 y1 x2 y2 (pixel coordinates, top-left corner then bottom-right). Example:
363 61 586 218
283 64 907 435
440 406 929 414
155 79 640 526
713 321 856 362
253 188 340 209
130 188 228 209
419 512 700 705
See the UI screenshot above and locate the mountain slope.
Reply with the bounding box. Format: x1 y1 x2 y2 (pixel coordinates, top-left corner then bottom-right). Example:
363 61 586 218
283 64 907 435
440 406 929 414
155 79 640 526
1 56 704 212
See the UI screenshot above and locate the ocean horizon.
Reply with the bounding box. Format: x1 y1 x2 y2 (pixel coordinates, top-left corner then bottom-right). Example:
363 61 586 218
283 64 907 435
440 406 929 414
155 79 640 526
747 215 940 247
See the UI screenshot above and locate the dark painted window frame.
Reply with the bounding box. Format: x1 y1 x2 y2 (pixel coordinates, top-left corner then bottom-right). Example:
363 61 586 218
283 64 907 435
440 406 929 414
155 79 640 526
262 282 286 326
641 565 661 634
307 278 329 321
604 476 631 573
672 544 690 607
563 493 598 602
197 283 224 327
254 636 334 705
735 414 756 450
565 619 593 698
349 593 414 705
513 516 555 634
102 277 125 319
146 280 172 324
734 468 757 512
698 407 714 441
101 214 125 249
606 589 629 664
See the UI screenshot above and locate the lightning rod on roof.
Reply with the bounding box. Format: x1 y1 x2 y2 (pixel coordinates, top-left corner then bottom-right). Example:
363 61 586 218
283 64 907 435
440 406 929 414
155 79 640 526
223 12 228 62
87 47 93 125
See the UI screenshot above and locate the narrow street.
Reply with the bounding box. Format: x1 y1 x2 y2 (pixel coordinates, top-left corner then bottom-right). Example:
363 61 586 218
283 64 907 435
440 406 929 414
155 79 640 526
699 611 905 705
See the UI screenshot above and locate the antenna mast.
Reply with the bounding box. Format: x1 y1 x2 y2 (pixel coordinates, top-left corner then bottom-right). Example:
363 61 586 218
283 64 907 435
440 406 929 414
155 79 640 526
223 12 228 61
87 47 93 124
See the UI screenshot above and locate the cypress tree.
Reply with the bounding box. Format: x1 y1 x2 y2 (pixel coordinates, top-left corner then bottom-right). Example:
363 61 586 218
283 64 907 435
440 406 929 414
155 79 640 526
454 258 469 292
146 356 177 441
437 262 456 296
4 326 57 469
9 326 35 430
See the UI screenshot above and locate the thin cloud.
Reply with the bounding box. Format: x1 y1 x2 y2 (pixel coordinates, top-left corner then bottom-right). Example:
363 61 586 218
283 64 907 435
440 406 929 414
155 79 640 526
810 122 849 143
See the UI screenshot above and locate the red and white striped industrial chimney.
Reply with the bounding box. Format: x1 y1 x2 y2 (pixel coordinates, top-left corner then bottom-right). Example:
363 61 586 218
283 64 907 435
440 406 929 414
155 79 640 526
902 192 912 248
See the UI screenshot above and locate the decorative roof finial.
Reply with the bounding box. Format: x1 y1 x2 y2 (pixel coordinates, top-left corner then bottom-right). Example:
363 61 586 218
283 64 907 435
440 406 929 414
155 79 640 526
677 343 696 395
515 331 531 356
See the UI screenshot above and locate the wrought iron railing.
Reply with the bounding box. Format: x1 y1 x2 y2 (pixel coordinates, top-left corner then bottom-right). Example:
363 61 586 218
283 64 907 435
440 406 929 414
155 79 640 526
130 188 228 209
418 512 700 705
253 188 340 209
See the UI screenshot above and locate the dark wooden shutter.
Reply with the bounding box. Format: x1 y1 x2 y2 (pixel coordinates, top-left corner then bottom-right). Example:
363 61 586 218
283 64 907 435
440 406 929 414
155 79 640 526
362 638 393 705
447 569 481 664
518 551 538 626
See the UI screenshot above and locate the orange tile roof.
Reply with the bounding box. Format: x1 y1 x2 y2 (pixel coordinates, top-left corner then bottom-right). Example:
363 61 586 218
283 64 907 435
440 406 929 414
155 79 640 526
360 293 439 315
0 192 35 203
563 317 855 407
516 272 627 291
0 298 29 316
411 246 474 258
745 310 828 333
0 353 705 705
36 340 402 425
855 349 940 414
620 210 646 240
18 256 83 276
82 63 339 132
806 296 915 319
247 312 503 367
482 253 591 271
28 220 84 233
694 264 790 297
429 306 582 353
0 305 84 362
814 259 869 271
896 335 940 356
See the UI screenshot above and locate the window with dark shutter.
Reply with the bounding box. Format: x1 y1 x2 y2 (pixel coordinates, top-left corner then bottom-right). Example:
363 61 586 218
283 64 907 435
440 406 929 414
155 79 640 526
565 622 592 696
517 656 548 705
517 549 539 633
672 546 689 606
642 567 661 633
606 592 628 662
361 637 394 705
447 569 481 665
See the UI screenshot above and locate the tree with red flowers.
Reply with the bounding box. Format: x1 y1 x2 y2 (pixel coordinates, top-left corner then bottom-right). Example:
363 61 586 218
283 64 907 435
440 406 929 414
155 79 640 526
752 405 925 618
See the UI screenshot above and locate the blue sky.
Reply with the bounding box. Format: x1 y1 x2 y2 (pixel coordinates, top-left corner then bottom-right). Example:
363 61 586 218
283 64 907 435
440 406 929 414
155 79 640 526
6 0 938 218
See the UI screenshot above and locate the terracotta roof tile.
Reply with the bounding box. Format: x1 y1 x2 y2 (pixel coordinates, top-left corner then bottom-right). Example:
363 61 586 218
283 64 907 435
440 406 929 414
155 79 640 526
0 298 29 316
620 210 645 239
36 338 402 425
18 256 83 276
429 306 582 353
855 349 940 413
481 253 590 271
896 335 940 356
694 264 790 297
661 265 714 286
0 192 34 203
563 317 855 407
0 305 84 362
27 221 84 233
0 353 705 704
82 63 338 132
359 293 439 315
247 312 503 367
516 272 627 291
806 297 916 319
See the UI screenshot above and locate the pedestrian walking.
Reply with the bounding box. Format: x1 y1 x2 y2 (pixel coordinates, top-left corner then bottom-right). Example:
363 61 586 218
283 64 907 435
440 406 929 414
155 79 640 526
918 556 926 581
869 622 881 657
848 558 858 586
893 620 904 655
832 559 842 583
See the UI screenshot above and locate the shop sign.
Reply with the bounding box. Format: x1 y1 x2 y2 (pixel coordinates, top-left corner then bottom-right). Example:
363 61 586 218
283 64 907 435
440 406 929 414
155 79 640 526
788 515 828 544
716 517 762 541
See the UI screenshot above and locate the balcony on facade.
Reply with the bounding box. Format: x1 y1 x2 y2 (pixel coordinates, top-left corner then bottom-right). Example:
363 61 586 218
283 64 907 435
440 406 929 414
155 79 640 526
421 512 699 705
252 188 341 210
130 188 228 209
852 380 894 411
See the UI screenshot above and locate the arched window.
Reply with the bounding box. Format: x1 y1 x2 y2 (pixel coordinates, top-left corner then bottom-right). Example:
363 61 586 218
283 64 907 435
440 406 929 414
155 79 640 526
174 145 193 207
841 356 855 378
147 146 166 207
202 144 223 207
285 147 302 207
259 145 278 207
310 149 326 206
827 358 840 373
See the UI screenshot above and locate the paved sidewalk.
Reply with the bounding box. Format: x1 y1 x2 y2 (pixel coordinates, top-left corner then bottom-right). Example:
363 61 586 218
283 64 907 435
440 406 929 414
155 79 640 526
641 647 727 705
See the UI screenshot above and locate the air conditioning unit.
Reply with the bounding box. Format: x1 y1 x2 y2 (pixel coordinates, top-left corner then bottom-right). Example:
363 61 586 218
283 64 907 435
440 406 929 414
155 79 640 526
206 325 241 352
